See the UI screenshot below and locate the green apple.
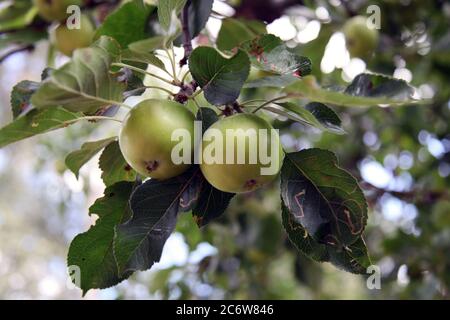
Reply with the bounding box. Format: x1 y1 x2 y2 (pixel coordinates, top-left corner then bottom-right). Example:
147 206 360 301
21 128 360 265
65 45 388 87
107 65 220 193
34 0 82 22
200 113 284 193
52 14 95 56
119 99 195 180
343 16 379 59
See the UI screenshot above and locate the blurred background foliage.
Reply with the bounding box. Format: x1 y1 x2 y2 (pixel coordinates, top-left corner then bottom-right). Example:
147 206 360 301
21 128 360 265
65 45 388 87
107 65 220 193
0 0 449 299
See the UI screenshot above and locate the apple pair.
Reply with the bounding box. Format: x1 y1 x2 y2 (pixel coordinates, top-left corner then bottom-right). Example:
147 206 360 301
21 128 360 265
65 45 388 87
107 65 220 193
119 100 284 194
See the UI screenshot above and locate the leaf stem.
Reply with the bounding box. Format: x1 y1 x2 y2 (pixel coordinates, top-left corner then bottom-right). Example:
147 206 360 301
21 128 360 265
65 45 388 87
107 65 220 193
144 86 175 96
112 63 178 87
239 99 267 106
191 96 201 109
180 70 191 83
252 95 292 113
164 48 180 84
190 87 203 99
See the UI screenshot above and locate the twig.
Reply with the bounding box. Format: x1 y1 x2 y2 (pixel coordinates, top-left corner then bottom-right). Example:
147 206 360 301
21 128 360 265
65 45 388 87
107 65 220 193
0 45 34 64
180 0 193 67
361 181 450 205
83 0 121 8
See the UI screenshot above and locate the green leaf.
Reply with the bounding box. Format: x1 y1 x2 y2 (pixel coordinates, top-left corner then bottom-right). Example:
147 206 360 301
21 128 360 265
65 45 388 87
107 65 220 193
189 47 250 105
244 74 299 88
122 50 166 71
0 0 38 32
114 167 198 275
280 149 367 247
178 169 235 227
241 34 312 76
196 107 218 133
67 182 135 294
304 102 343 133
31 36 125 114
125 37 167 71
99 141 136 187
157 0 187 31
281 202 371 274
120 68 145 94
344 73 415 101
65 137 117 178
10 80 40 119
275 102 344 134
95 0 154 48
281 202 328 261
191 177 235 227
329 237 372 273
284 75 421 107
174 0 214 46
217 18 265 51
0 108 82 148
128 36 167 53
127 30 180 52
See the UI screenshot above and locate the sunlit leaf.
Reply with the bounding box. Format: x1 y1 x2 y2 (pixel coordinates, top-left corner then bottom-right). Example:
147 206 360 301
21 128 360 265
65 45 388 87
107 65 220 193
242 34 311 76
95 0 154 47
217 18 265 51
0 0 37 32
0 108 82 148
244 74 299 88
157 0 186 31
68 182 135 294
99 141 136 187
31 37 125 114
276 102 344 134
65 137 117 178
284 75 421 107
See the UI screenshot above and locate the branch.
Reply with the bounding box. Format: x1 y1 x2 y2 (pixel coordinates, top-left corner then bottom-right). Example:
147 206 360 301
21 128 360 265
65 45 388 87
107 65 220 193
0 45 34 64
361 181 450 206
83 0 121 8
179 0 193 67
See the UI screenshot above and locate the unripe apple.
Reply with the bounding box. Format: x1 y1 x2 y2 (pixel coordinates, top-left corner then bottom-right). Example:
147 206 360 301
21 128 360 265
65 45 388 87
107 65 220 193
52 14 95 56
119 99 195 180
200 113 284 193
34 0 82 22
343 16 379 59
